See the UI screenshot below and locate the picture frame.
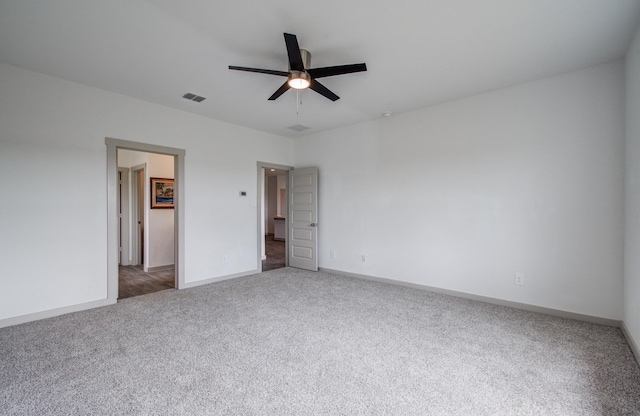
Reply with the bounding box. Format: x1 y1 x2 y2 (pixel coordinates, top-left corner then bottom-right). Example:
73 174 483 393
150 177 174 209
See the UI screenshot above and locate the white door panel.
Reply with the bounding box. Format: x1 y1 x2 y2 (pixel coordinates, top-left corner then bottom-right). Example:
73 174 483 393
293 192 313 204
292 246 313 259
292 228 313 241
292 210 313 222
292 173 313 187
288 167 318 271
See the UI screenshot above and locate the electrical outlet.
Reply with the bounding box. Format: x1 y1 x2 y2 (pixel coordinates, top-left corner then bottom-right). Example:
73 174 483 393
515 273 524 286
361 255 366 262
330 250 336 259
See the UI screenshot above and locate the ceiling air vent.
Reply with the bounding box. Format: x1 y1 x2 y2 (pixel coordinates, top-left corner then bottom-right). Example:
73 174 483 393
288 124 310 132
182 92 206 103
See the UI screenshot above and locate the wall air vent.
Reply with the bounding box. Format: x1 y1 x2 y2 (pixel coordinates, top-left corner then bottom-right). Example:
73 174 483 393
288 124 310 132
182 92 206 102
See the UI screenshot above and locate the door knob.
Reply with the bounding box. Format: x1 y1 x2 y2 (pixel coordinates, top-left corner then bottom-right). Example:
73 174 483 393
310 223 317 227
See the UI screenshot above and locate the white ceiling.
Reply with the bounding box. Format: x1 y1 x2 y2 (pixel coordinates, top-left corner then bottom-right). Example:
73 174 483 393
1 0 639 138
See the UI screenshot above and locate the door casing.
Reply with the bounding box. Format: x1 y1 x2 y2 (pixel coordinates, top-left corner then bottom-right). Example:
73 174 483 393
106 138 185 303
118 168 130 266
130 163 146 267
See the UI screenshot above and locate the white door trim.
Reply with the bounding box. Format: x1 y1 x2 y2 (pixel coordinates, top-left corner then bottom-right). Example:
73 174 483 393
130 163 146 267
106 138 185 303
256 161 293 273
117 167 130 266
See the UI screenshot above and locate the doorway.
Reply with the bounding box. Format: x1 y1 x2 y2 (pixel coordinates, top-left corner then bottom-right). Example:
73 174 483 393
117 150 175 299
263 168 288 271
257 162 293 272
106 138 185 304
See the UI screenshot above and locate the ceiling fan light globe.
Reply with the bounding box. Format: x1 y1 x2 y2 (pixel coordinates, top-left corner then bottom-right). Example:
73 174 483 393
289 79 310 89
288 71 311 89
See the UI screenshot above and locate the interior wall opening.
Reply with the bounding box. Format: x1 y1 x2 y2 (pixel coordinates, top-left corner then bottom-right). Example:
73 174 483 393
117 149 176 299
257 162 293 273
263 168 288 271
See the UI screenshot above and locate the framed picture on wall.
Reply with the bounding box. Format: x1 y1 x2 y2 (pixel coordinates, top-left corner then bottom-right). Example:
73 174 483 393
151 177 174 209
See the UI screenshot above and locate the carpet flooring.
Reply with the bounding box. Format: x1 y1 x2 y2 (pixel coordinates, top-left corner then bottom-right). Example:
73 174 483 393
1 268 639 415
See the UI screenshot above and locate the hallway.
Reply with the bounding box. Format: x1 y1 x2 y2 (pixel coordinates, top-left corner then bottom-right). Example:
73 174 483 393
262 234 285 271
118 266 175 299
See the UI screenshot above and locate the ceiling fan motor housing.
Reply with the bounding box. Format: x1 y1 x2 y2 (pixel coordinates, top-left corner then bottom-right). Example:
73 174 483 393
296 49 312 70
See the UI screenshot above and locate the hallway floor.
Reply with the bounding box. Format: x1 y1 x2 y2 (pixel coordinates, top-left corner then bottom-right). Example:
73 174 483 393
118 265 175 299
119 235 282 299
263 234 285 271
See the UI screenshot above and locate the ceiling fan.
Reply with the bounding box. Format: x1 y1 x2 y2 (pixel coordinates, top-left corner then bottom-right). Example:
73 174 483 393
229 33 367 101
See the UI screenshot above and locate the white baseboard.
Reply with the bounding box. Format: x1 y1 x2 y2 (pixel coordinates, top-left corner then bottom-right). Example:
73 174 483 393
621 322 640 367
0 298 115 329
181 269 258 289
319 267 622 328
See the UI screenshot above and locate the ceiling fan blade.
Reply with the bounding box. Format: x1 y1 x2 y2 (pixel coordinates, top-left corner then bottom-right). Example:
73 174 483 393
284 33 304 71
229 66 288 76
268 81 291 100
307 63 367 79
309 79 339 101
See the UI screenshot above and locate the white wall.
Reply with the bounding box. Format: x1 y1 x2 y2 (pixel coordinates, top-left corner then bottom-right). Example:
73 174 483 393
117 149 146 266
117 149 148 266
118 150 174 270
295 61 625 319
147 153 174 268
277 174 286 217
624 26 640 352
267 176 277 234
0 63 293 322
118 149 148 169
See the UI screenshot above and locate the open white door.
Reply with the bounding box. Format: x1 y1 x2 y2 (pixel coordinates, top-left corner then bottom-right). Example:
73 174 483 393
288 167 318 271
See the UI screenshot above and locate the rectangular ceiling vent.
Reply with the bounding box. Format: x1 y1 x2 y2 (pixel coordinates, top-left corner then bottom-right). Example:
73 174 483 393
288 124 311 132
182 92 206 103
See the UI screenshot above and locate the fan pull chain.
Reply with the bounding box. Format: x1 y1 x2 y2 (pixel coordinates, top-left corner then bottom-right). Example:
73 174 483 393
296 90 300 115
